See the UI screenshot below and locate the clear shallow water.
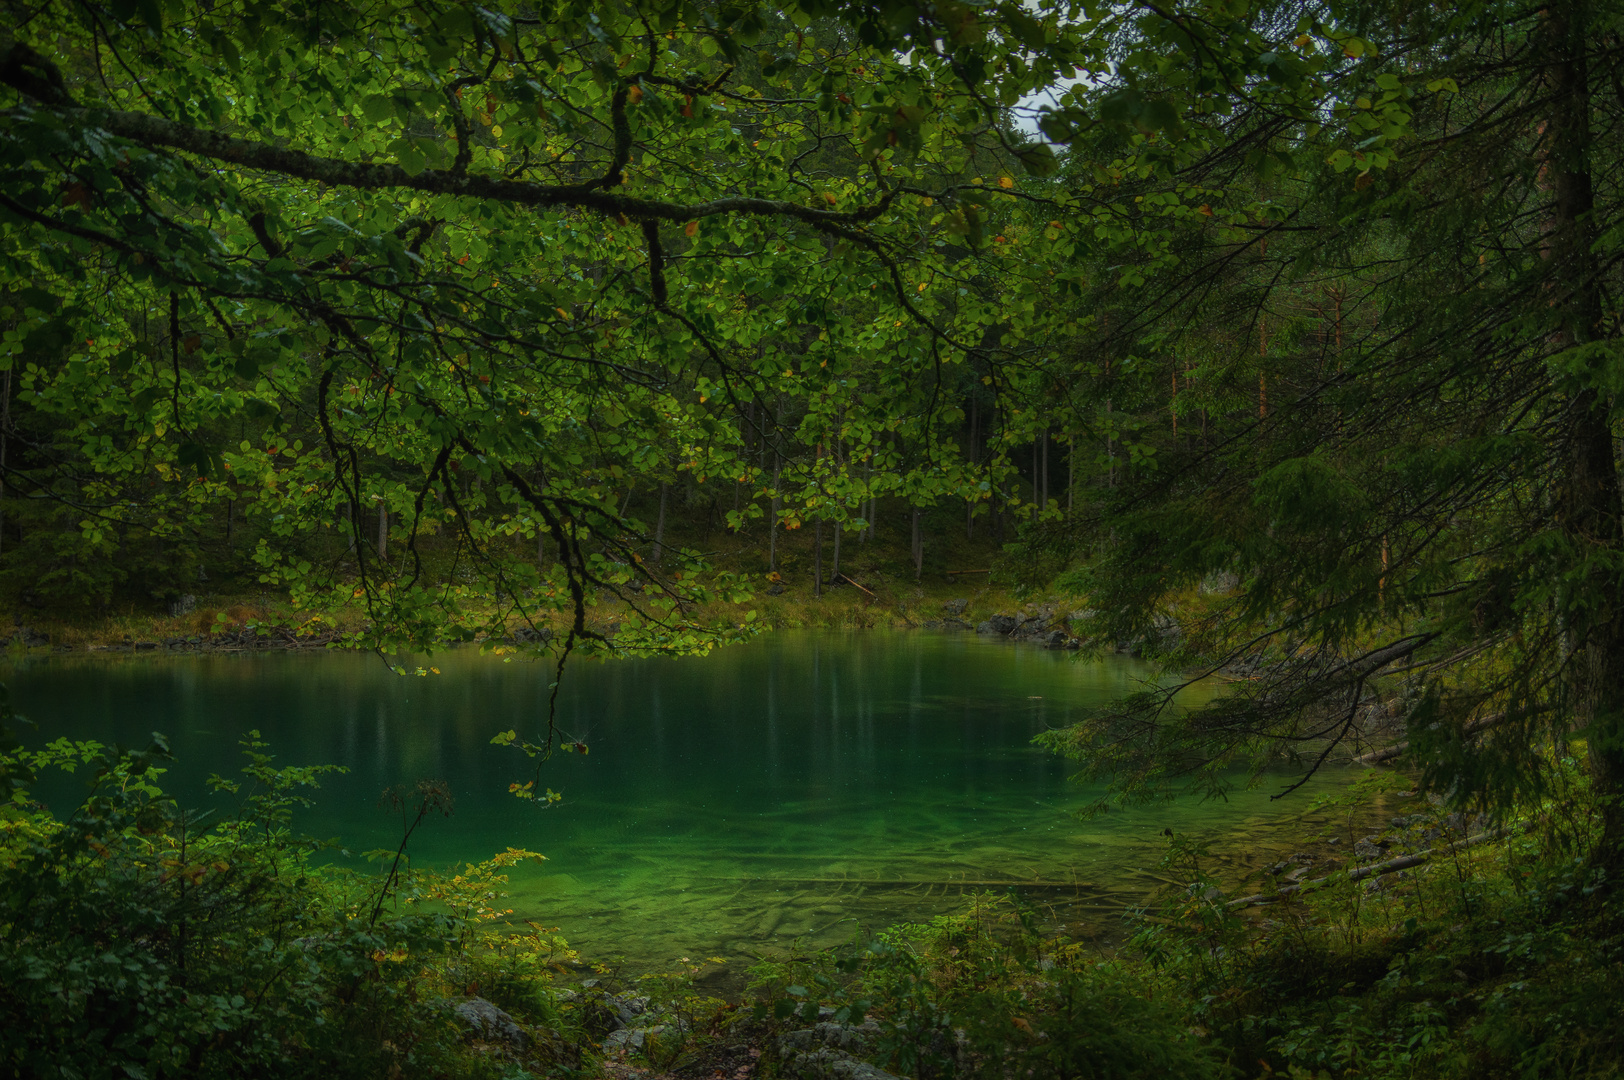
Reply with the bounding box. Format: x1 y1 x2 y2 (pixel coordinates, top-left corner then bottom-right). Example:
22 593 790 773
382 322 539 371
4 631 1355 971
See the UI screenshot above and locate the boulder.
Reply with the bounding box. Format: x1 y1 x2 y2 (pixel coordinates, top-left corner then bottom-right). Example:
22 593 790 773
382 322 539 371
168 594 197 617
606 992 650 1029
1352 836 1388 860
767 583 786 596
976 614 1018 635
778 1023 897 1080
603 1025 669 1052
942 598 968 615
450 996 528 1049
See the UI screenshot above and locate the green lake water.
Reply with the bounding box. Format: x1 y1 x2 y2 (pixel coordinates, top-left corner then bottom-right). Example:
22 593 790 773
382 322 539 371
4 630 1359 973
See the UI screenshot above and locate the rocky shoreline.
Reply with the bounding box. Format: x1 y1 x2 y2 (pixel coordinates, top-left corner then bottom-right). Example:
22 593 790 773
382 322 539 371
919 598 1082 649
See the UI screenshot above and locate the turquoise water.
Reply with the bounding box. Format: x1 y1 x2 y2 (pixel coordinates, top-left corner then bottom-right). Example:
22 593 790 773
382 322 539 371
4 631 1353 970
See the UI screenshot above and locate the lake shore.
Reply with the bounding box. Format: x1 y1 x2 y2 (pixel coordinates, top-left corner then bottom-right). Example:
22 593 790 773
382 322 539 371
1 574 1074 654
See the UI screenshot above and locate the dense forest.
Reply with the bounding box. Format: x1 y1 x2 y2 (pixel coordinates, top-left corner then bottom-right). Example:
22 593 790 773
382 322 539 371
3 0 1624 1076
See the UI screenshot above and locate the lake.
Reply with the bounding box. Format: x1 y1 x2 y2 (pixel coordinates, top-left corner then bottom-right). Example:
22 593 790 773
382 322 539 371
4 630 1356 973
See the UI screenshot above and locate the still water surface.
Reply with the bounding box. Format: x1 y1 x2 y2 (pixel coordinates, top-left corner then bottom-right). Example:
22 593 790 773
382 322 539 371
6 630 1350 969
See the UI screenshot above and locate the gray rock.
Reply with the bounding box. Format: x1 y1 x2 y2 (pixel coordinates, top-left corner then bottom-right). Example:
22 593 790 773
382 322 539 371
780 1022 881 1055
1040 629 1069 649
778 1023 895 1080
1353 837 1387 860
510 625 554 644
606 992 649 1029
780 1048 899 1080
767 583 786 596
942 598 968 615
978 613 1018 635
604 1025 668 1052
451 996 528 1048
168 594 197 617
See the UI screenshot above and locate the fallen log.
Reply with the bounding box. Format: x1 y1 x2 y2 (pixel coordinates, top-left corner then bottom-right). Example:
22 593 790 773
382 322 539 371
1226 829 1507 909
835 574 876 599
1353 712 1506 765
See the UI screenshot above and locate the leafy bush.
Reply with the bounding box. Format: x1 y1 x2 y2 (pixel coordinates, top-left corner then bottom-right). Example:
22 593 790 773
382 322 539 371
0 730 583 1079
750 896 1227 1080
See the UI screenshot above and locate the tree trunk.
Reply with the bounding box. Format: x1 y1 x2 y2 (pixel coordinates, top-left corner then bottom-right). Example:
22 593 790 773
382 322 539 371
1041 427 1049 512
911 506 922 581
1547 0 1624 858
1106 398 1115 487
1030 440 1039 521
0 368 10 557
769 457 781 572
377 502 388 562
652 481 667 565
814 519 823 598
831 514 841 584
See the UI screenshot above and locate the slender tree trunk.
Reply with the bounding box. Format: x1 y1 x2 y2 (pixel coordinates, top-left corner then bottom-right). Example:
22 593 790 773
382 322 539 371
769 457 781 572
1030 440 1039 521
814 519 823 598
1041 427 1049 512
965 410 975 539
911 506 922 581
1171 369 1179 438
0 368 10 557
831 515 841 584
652 481 667 565
1067 433 1074 513
1106 398 1115 487
377 502 388 562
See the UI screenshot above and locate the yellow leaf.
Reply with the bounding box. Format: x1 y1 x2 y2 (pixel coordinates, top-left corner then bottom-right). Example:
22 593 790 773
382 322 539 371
917 282 927 292
555 306 571 320
627 84 644 105
823 192 838 205
491 124 503 137
998 176 1013 189
1295 34 1311 48
684 221 699 236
